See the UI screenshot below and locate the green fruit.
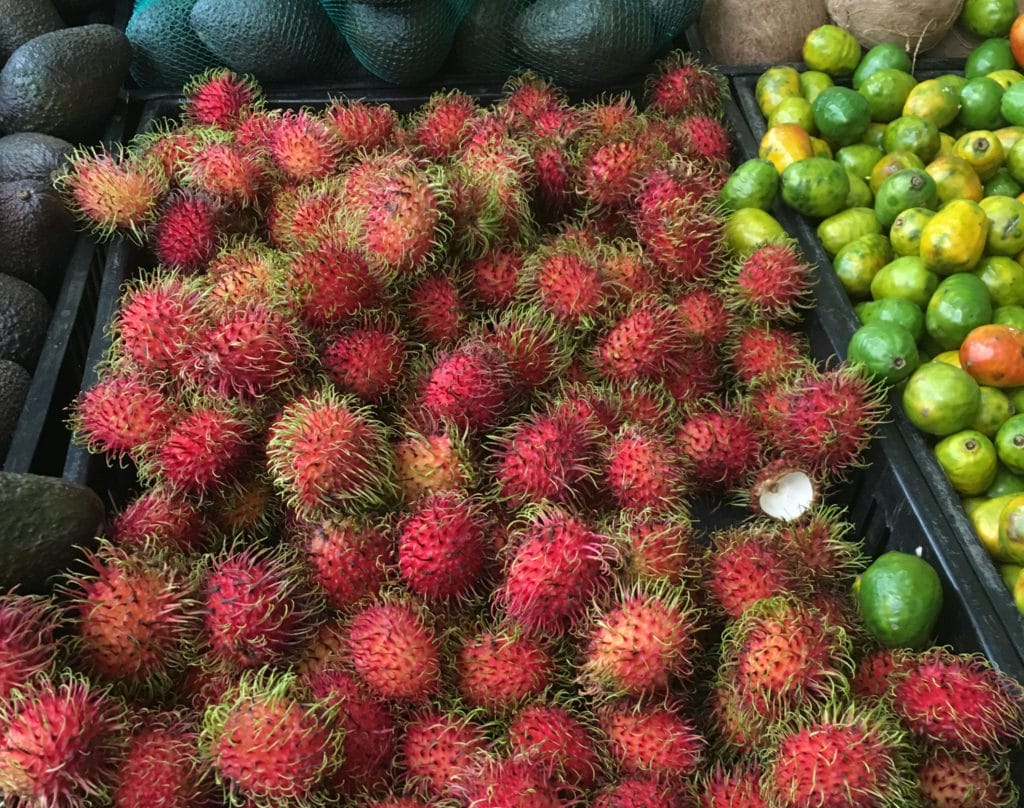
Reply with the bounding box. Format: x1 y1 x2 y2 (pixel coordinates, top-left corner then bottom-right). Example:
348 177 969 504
987 463 1024 497
874 168 939 229
965 37 1017 78
846 321 919 384
855 296 924 340
812 85 871 147
855 550 943 649
956 76 1007 131
934 429 999 495
995 412 1024 473
835 233 893 298
780 156 850 219
859 68 918 123
852 42 912 89
719 157 779 211
961 0 1017 39
816 206 881 256
870 255 939 308
902 360 982 436
973 385 1016 436
924 272 994 352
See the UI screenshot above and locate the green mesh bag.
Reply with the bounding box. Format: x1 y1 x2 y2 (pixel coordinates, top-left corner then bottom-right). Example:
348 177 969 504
451 0 702 85
319 0 474 86
125 0 221 89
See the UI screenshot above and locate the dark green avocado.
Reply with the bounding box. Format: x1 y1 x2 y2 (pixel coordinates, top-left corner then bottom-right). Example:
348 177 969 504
0 24 131 141
0 358 30 460
0 272 51 370
450 0 520 75
0 471 104 593
0 0 65 65
0 131 73 183
0 178 76 296
510 0 658 88
125 0 221 89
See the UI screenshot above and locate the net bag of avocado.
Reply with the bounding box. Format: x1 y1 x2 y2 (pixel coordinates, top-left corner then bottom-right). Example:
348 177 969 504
125 0 220 88
451 0 702 87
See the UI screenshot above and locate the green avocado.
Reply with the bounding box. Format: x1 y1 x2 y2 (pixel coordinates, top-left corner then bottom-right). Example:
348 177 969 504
0 471 104 593
0 24 130 142
0 179 76 296
0 132 72 183
125 0 221 89
190 0 353 83
0 359 30 460
0 273 51 371
510 0 658 88
451 0 520 75
0 0 65 65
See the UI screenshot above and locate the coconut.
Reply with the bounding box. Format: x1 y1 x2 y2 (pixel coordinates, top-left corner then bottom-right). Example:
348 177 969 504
825 0 965 55
698 0 829 65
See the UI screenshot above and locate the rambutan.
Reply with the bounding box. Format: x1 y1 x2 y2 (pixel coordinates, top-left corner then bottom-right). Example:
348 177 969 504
762 701 917 808
405 270 471 346
409 89 477 159
417 339 516 432
297 514 392 613
140 401 255 498
891 648 1024 755
201 543 317 669
69 372 177 462
346 598 442 703
112 711 215 808
303 667 397 795
264 109 341 182
578 125 665 209
282 236 386 331
397 490 492 602
600 238 664 302
393 423 473 501
529 136 579 223
501 71 568 123
851 646 910 700
182 69 262 129
726 240 814 321
203 236 284 306
468 245 526 309
506 701 603 792
593 295 689 385
662 342 723 406
675 286 733 346
201 669 340 805
725 321 810 386
915 747 1017 807
674 114 732 166
266 178 346 250
497 507 616 636
704 523 804 619
59 542 197 693
179 131 269 207
181 302 305 401
0 592 60 700
454 623 555 712
581 582 704 697
695 761 767 808
451 754 567 808
645 52 725 118
674 399 764 490
598 699 706 782
614 509 700 586
604 423 688 514
148 190 223 273
592 775 688 808
523 236 611 327
400 708 489 798
54 145 166 241
0 671 126 808
323 98 399 154
266 385 396 517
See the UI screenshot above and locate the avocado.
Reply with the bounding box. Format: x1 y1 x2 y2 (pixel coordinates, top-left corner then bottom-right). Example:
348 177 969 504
125 0 220 89
0 131 72 183
0 0 65 65
645 0 702 43
0 178 76 296
190 0 353 83
450 0 520 75
0 358 30 460
0 24 130 142
0 272 51 370
343 0 461 86
510 0 658 88
0 471 104 593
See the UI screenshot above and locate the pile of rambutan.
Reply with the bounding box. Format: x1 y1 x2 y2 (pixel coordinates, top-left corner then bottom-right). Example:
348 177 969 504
1 54 1019 808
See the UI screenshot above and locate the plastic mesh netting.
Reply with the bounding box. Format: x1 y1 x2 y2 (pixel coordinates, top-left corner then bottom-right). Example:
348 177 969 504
125 0 220 89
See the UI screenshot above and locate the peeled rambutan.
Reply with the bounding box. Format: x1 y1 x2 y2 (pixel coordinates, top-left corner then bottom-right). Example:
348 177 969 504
346 598 442 703
201 669 340 805
264 109 341 182
891 648 1024 755
201 543 317 670
266 385 396 517
182 68 261 130
0 592 60 701
112 710 215 808
598 699 706 782
454 623 555 712
582 583 704 697
54 145 166 241
0 671 126 808
497 507 615 636
762 701 917 808
397 489 492 602
400 708 488 798
506 701 603 792
296 514 392 613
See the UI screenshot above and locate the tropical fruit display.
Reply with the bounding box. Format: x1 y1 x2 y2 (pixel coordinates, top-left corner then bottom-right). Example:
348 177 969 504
0 42 1017 806
738 8 1024 618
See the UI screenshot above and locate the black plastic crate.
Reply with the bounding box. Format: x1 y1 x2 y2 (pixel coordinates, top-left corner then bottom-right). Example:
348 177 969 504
727 69 1024 682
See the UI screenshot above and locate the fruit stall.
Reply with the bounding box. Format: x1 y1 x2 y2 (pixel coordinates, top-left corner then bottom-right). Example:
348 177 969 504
2 0 1024 806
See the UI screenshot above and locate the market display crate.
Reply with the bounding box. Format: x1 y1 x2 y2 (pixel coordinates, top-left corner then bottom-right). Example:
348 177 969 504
726 68 1024 686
